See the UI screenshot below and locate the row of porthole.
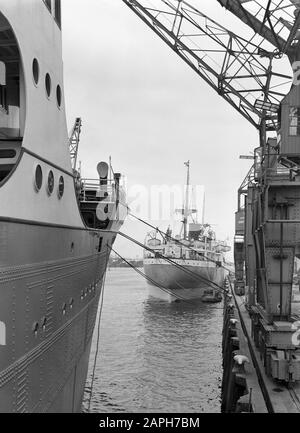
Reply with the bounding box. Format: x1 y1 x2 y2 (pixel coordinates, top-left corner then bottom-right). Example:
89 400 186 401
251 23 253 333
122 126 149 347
62 298 74 316
31 298 74 337
34 164 64 198
81 285 96 300
32 58 62 107
31 286 96 337
32 316 48 337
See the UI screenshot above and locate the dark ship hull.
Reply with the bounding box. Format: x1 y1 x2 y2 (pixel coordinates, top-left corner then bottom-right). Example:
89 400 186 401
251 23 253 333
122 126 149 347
0 219 120 412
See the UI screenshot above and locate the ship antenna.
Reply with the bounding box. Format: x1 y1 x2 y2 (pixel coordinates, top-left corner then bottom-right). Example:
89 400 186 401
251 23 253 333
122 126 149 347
183 160 190 239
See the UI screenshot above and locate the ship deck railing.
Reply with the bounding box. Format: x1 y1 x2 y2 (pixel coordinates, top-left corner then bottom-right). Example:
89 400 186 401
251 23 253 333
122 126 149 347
144 249 220 258
80 178 117 203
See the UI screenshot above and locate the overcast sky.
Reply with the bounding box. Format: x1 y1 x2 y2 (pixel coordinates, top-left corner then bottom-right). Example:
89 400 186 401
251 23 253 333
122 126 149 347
60 1 288 260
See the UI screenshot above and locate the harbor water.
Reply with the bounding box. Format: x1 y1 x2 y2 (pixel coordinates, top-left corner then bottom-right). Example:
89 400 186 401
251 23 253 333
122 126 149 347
83 268 223 413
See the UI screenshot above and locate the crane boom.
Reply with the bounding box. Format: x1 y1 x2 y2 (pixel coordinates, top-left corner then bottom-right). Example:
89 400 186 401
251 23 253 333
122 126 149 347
217 0 300 60
69 117 82 172
122 0 291 131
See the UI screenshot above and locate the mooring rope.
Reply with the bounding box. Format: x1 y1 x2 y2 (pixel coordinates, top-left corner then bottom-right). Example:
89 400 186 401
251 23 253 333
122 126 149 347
126 210 234 274
109 246 197 304
116 230 228 294
87 247 109 413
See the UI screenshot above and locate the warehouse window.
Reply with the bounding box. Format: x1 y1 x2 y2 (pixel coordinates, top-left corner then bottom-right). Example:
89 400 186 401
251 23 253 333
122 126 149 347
289 106 300 136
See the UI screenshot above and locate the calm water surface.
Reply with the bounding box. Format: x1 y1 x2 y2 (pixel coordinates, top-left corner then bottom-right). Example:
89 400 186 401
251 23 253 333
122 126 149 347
83 268 223 413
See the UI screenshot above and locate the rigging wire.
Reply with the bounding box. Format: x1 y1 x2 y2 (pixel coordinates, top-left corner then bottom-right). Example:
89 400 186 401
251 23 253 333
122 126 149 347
117 199 234 274
115 230 229 294
87 249 109 413
109 246 211 304
125 209 234 274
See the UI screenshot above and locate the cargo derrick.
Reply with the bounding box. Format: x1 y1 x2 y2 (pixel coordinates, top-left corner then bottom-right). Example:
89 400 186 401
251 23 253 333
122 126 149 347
122 0 300 383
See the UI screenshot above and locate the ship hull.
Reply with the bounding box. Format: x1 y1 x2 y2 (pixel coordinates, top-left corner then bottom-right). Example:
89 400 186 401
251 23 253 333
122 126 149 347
143 259 226 302
0 1 127 413
0 218 116 413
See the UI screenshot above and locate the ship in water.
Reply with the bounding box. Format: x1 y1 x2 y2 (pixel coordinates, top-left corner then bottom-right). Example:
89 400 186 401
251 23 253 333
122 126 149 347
0 1 126 412
143 162 229 302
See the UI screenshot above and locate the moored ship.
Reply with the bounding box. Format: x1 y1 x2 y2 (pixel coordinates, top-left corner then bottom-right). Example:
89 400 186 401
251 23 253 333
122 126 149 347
0 1 126 412
143 162 229 302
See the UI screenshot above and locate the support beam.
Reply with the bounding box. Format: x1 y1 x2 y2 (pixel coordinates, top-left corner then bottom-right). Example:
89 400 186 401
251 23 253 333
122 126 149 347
218 0 286 51
122 0 291 131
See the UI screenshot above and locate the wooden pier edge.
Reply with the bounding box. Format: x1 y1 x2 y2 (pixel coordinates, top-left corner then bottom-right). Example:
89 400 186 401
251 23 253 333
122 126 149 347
221 277 268 413
221 276 300 413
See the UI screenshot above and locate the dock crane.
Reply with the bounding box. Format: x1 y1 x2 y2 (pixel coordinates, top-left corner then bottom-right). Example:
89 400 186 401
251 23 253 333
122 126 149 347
69 117 82 173
69 117 82 198
122 0 300 382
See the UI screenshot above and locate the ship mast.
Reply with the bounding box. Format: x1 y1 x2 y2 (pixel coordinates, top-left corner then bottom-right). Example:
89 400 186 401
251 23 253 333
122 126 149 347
202 192 205 225
183 160 190 239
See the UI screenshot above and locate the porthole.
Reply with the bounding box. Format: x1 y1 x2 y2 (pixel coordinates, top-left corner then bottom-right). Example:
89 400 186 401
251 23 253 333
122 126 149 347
47 170 54 195
34 165 43 191
32 58 39 85
58 175 64 198
41 317 47 332
45 73 51 97
32 322 39 337
56 85 62 108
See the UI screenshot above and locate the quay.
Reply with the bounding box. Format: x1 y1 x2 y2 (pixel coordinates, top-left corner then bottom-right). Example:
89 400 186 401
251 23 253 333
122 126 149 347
222 278 300 413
